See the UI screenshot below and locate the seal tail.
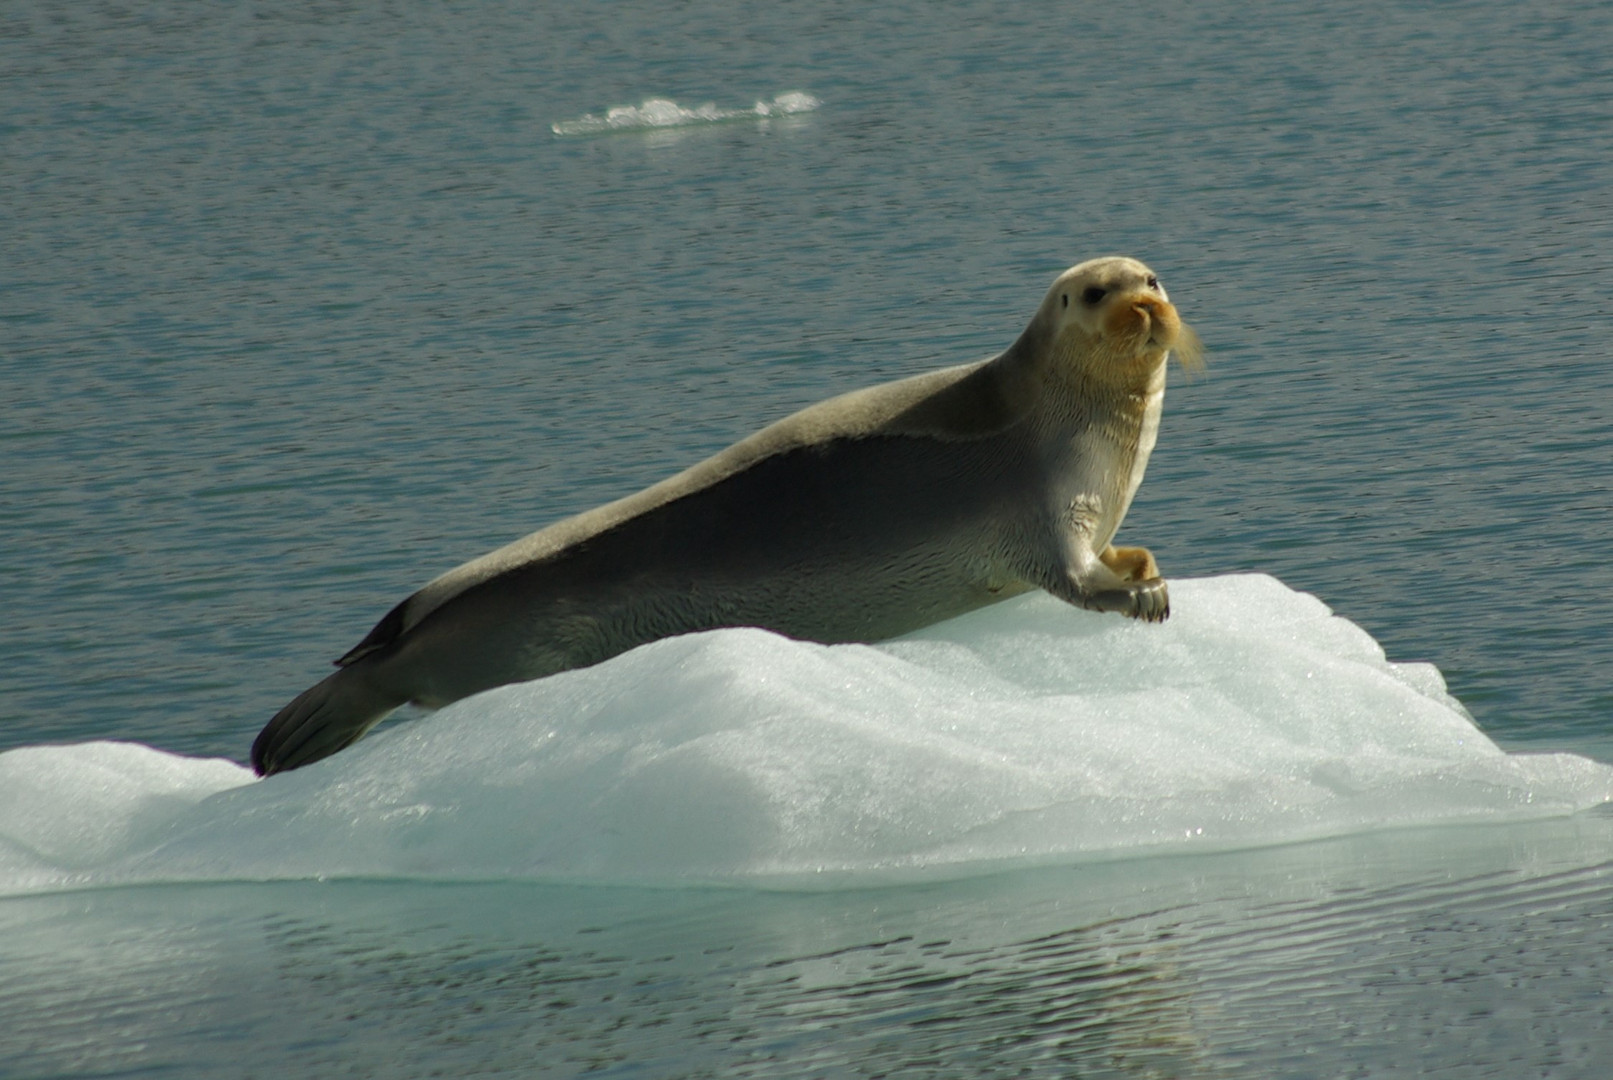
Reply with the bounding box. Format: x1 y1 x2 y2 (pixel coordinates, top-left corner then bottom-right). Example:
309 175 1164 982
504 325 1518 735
251 665 406 776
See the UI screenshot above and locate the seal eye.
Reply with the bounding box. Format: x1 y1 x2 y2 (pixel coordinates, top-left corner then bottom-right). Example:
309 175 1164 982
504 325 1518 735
1146 275 1159 289
1061 293 1068 309
1081 286 1107 306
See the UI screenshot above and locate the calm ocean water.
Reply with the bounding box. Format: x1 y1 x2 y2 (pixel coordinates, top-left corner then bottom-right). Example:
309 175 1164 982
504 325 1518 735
4 0 1613 1075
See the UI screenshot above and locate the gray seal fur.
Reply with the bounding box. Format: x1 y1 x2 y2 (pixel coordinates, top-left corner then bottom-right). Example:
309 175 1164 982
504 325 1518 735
251 256 1198 775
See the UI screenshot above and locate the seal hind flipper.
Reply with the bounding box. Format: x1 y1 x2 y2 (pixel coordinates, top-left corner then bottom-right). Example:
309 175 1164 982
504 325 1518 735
335 599 409 667
251 665 405 776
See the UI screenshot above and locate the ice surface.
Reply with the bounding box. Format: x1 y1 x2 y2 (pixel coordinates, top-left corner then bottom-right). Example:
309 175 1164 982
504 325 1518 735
2 575 1608 896
551 92 820 136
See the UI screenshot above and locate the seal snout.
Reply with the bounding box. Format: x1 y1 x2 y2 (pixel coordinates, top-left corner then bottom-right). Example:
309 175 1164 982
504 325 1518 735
1104 292 1182 350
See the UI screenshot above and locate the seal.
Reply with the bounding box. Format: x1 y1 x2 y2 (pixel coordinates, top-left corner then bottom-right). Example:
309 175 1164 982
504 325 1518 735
251 256 1200 775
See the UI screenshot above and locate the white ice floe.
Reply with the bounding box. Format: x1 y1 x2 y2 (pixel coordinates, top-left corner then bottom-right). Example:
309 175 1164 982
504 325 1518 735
2 574 1608 895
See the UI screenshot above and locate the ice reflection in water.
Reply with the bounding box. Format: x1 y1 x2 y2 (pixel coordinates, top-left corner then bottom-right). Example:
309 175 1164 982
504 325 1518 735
4 815 1611 1077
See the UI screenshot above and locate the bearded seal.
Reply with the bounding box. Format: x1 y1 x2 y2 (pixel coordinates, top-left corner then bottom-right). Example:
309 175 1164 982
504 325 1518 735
251 256 1200 775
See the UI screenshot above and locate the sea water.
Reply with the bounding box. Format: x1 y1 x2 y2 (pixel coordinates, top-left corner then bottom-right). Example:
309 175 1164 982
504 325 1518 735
5 0 1613 1075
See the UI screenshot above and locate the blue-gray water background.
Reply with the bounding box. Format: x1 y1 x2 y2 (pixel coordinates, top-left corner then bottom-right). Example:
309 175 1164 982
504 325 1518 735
4 1 1612 1075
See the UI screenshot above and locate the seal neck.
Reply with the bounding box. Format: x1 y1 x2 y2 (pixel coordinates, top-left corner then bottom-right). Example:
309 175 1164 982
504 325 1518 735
1038 324 1167 407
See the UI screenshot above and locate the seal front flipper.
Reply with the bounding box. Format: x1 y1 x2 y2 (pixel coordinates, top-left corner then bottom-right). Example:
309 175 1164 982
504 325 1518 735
1093 543 1170 621
1041 566 1170 623
1074 578 1170 622
1099 544 1159 584
1040 529 1171 623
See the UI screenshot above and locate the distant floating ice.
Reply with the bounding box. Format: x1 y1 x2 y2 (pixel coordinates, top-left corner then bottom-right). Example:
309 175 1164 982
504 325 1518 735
2 574 1609 896
551 91 821 136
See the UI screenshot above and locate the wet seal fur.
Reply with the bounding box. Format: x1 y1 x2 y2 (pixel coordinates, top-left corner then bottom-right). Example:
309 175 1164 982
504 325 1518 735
252 256 1201 775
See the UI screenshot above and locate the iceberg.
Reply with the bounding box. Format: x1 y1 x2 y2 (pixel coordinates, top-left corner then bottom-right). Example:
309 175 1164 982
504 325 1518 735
1 575 1607 896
